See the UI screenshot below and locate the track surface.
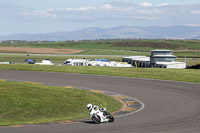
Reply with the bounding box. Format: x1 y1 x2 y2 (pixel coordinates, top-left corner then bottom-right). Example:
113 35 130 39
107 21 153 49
0 70 200 133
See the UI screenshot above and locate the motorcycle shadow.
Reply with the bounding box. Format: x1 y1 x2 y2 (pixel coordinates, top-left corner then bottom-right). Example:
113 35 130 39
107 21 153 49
79 120 97 124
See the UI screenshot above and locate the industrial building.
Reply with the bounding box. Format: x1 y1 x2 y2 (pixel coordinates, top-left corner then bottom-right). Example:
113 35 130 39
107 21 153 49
122 50 186 69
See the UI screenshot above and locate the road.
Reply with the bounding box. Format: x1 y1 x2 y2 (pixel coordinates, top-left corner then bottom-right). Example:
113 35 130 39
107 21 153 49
0 70 200 133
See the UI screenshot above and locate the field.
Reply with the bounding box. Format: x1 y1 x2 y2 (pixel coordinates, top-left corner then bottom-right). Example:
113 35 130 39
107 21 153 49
0 47 85 54
0 81 121 126
1 39 200 57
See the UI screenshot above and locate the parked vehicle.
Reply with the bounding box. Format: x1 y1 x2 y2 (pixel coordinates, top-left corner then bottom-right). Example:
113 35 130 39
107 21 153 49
64 59 87 66
64 58 132 67
24 58 36 64
35 59 53 65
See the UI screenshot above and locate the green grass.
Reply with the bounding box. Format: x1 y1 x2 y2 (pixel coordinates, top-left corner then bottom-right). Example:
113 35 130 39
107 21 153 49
174 52 200 57
77 50 150 56
0 81 121 126
176 58 200 66
0 39 199 50
0 64 200 83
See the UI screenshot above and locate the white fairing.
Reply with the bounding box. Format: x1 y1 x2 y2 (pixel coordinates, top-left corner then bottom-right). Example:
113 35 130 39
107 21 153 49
89 106 108 123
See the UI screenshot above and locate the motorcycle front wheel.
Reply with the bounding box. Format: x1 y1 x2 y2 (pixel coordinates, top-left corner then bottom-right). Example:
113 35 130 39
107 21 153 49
92 114 101 124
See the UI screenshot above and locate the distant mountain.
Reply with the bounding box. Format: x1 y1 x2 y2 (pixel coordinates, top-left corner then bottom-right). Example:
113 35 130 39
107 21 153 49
0 25 200 41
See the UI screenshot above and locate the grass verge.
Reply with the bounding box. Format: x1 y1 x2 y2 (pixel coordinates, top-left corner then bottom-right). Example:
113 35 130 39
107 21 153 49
0 81 121 126
0 64 200 83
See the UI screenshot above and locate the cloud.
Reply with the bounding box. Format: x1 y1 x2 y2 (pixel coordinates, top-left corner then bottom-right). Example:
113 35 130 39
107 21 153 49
157 3 169 7
99 4 112 10
64 6 96 11
62 4 112 11
20 10 57 19
185 24 200 27
135 8 163 15
4 1 200 27
139 2 153 7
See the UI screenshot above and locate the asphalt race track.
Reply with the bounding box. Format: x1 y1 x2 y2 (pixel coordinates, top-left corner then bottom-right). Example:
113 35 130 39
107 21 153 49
0 70 200 133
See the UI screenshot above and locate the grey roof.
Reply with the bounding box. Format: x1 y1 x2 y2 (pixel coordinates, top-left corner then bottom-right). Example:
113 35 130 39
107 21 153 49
151 49 172 52
153 55 176 58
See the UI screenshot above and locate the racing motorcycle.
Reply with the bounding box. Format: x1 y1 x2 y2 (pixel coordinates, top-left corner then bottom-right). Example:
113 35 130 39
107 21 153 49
90 106 114 124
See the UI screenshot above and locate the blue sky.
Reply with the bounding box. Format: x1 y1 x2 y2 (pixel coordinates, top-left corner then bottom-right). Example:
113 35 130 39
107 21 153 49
0 0 200 35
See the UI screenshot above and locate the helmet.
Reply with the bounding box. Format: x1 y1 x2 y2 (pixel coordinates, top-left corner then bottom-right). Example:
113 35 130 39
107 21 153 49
87 103 92 111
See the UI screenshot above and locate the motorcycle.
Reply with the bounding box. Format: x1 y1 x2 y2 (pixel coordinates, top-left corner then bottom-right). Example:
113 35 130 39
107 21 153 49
89 106 114 124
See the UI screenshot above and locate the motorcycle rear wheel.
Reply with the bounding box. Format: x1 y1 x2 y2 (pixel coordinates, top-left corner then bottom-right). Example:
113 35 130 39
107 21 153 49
108 116 114 122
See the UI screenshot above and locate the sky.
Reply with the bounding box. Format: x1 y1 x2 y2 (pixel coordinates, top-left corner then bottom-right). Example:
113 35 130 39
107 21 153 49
0 0 200 35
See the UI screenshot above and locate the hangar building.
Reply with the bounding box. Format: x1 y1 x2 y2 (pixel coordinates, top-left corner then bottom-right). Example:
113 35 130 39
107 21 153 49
122 50 186 69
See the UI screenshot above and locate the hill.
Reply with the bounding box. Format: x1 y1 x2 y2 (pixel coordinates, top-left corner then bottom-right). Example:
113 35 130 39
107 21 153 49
0 25 200 41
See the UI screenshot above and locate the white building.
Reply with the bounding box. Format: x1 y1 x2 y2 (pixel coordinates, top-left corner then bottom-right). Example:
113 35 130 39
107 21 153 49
122 56 150 68
122 50 186 69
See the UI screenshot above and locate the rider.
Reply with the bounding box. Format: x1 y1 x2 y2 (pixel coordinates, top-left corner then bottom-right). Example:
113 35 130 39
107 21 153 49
87 103 107 117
